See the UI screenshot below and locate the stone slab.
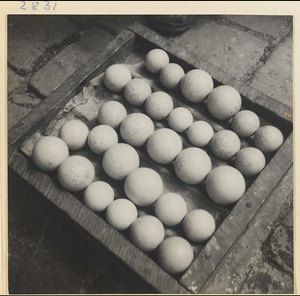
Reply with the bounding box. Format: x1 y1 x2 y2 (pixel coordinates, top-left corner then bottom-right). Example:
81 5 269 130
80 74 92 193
239 261 294 294
250 36 293 109
8 15 78 74
29 28 114 97
171 16 268 81
7 67 26 94
96 15 140 34
263 207 293 275
223 15 292 38
10 94 42 108
67 15 100 27
8 102 31 130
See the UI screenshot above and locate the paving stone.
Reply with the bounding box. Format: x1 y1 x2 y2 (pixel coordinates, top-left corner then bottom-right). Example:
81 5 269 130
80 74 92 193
250 36 293 108
8 15 78 74
263 207 293 275
239 261 294 294
8 102 31 130
7 67 26 94
29 28 114 97
67 15 100 27
223 15 292 38
96 15 140 34
171 16 268 80
10 94 42 108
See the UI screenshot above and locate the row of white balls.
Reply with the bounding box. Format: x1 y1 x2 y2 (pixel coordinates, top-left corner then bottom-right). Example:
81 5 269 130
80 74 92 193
102 49 283 156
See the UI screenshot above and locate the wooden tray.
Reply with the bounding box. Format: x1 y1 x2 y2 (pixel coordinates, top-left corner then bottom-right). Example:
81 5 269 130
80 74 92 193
8 22 293 294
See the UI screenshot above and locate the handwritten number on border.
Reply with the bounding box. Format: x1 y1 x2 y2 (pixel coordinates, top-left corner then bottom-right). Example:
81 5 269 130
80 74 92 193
20 1 26 10
44 1 50 10
32 2 39 10
20 1 58 10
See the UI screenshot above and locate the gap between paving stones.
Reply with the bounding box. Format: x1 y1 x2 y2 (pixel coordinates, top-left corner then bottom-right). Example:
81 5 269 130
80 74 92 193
29 27 115 98
213 15 293 84
27 17 135 99
7 18 83 130
7 70 42 103
7 25 99 120
7 21 83 103
7 16 124 131
238 265 255 294
8 30 82 79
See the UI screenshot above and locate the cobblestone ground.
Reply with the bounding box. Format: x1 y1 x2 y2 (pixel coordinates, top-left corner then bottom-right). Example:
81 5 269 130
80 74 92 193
7 15 294 294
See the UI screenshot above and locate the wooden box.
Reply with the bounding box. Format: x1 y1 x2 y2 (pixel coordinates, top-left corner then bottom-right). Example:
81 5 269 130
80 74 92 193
8 22 293 294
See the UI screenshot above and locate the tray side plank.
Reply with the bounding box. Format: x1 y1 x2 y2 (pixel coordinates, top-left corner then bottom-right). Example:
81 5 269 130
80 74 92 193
8 29 136 148
179 133 293 293
8 149 190 294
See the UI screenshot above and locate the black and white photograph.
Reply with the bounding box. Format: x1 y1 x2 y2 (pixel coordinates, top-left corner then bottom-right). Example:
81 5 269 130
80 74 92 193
4 2 297 295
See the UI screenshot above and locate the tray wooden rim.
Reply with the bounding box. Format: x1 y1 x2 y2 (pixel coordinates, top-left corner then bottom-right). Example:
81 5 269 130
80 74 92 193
8 22 294 294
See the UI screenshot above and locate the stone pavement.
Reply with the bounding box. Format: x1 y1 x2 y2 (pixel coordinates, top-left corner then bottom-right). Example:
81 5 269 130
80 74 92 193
7 15 294 294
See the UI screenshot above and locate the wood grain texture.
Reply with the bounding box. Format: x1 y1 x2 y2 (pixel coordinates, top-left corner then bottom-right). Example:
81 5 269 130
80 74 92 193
8 29 136 148
179 133 293 293
8 149 190 294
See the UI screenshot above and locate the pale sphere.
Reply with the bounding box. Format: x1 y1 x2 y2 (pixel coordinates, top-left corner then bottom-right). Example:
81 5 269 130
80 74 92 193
231 110 260 138
120 113 154 147
157 236 194 274
57 156 95 192
154 192 188 226
103 64 132 92
174 147 212 185
59 120 89 151
210 130 241 160
32 136 69 172
182 209 215 243
106 198 138 230
187 121 214 147
180 69 214 103
253 125 284 154
234 147 266 177
160 63 185 89
145 48 170 74
87 125 118 155
123 78 152 106
102 143 140 180
124 167 163 207
144 91 174 121
98 101 127 129
147 128 183 164
167 107 194 133
83 181 114 212
205 166 246 205
130 215 165 252
207 85 242 120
